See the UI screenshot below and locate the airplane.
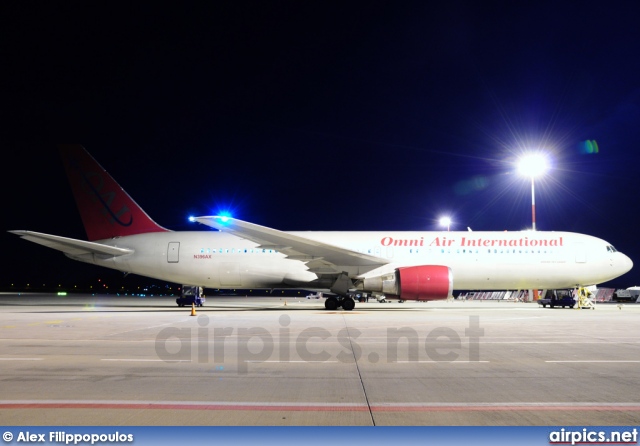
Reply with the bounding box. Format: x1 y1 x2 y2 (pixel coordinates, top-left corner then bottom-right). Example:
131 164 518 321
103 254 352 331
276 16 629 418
10 145 633 310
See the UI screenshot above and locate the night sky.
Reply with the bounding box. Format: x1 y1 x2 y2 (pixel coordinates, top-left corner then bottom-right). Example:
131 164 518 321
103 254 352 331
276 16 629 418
3 2 640 290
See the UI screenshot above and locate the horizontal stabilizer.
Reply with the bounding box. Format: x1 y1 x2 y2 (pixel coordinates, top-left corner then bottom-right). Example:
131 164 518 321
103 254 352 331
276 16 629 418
9 231 133 257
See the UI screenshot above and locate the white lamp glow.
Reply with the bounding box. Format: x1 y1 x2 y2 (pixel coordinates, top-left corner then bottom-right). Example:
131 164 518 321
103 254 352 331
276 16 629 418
439 216 451 232
517 153 550 178
517 153 550 231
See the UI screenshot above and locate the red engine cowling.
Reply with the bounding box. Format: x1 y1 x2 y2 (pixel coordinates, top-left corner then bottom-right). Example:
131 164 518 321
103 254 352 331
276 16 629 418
361 265 453 301
397 265 452 300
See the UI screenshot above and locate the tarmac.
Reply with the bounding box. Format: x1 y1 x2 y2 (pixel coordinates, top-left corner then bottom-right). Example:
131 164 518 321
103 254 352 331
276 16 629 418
1 292 640 426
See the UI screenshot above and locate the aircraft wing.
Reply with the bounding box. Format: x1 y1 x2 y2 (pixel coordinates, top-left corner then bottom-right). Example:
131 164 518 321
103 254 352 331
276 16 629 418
9 231 134 257
192 216 389 275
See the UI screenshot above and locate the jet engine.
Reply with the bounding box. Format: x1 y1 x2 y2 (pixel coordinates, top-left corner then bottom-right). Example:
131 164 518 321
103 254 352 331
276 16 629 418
358 265 452 301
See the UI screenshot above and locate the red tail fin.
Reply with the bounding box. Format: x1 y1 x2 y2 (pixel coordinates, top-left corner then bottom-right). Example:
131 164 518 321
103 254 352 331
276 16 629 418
59 145 169 241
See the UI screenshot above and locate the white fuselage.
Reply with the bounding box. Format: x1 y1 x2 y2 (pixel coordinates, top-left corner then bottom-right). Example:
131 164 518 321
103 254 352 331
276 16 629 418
68 230 633 291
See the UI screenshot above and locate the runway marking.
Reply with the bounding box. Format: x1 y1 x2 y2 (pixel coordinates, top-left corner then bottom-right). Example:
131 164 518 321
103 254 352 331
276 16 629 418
2 400 640 412
546 360 640 363
392 360 490 363
105 319 193 337
6 357 635 365
0 400 368 412
3 337 640 344
479 341 640 344
371 402 640 412
244 360 339 363
100 359 190 362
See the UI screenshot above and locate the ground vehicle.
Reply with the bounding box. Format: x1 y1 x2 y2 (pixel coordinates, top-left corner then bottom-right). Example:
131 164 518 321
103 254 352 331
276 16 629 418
614 288 640 302
537 290 576 308
176 286 205 307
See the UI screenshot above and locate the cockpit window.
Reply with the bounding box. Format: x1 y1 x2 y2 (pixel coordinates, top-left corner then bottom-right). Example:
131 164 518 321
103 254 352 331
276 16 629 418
606 245 618 253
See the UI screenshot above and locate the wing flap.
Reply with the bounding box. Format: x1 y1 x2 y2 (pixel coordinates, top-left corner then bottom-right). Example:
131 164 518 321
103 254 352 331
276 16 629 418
9 231 133 257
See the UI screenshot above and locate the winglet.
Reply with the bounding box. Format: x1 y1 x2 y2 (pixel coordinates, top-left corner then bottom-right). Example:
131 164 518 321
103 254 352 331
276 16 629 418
59 145 169 241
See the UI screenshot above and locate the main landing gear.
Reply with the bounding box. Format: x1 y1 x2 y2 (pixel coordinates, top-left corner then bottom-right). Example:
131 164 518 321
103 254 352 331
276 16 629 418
324 295 355 311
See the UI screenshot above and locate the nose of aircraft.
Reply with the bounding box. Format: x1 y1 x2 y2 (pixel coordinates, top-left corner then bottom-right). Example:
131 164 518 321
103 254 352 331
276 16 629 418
618 252 634 275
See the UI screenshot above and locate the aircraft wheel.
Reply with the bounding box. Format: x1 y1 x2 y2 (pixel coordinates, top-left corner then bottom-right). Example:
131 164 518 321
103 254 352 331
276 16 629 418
325 297 338 311
341 298 355 311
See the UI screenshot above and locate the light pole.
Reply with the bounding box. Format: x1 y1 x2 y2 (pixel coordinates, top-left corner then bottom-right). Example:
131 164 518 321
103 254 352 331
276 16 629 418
517 153 549 231
439 216 451 232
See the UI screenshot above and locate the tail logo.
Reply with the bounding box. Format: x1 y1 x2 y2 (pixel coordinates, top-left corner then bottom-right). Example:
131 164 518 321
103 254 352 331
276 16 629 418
68 155 133 228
